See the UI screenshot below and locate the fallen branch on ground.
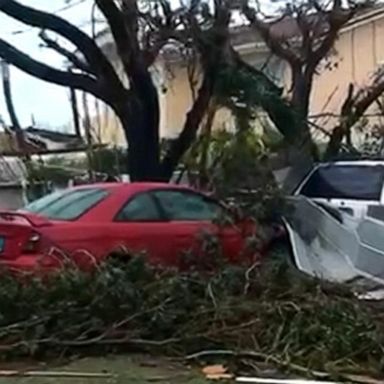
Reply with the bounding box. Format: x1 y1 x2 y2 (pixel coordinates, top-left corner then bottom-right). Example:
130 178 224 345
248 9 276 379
0 370 113 378
0 255 381 377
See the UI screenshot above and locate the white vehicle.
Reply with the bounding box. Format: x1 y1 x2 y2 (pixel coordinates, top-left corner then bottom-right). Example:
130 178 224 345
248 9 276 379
294 160 384 220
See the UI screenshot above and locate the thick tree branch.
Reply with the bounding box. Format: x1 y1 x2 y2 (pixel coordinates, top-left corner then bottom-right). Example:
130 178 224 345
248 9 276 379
39 31 95 75
232 50 301 140
326 73 384 159
96 0 158 113
296 7 312 58
0 0 122 90
160 73 214 179
310 1 354 69
353 82 384 121
96 0 140 76
160 1 232 178
242 3 300 66
0 38 106 102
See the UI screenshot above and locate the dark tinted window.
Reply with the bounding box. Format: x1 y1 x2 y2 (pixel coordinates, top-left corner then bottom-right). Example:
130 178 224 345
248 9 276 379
116 193 161 222
300 165 384 201
153 190 224 221
367 205 384 222
23 188 108 220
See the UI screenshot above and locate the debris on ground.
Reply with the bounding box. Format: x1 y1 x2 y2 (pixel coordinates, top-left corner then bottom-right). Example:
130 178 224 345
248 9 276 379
0 370 113 378
0 251 383 378
202 365 233 380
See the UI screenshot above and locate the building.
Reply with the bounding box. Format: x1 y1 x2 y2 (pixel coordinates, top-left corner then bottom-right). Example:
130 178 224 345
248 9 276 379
89 4 384 147
310 5 384 141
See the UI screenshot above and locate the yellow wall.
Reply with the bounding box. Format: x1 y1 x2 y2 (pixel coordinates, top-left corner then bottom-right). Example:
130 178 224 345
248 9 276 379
308 13 384 141
94 11 384 146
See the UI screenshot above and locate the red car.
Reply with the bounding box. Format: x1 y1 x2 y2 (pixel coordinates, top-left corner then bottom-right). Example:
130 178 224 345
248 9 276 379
0 183 261 273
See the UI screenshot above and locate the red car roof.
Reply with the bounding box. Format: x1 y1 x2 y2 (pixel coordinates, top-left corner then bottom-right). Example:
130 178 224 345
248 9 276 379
72 182 195 194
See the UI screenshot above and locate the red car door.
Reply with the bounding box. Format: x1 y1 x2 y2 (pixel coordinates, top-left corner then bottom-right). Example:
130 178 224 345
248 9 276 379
217 219 260 265
151 189 245 267
110 189 250 268
109 192 179 266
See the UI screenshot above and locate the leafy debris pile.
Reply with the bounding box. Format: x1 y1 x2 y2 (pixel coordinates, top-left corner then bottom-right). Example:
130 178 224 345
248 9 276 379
0 255 382 375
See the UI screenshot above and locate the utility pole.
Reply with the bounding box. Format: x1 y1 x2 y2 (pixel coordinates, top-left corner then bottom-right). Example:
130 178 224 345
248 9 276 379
81 92 94 181
0 60 30 160
69 83 81 138
1 60 35 201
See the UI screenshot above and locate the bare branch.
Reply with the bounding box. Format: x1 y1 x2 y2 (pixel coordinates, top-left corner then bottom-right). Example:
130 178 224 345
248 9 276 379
0 0 122 89
39 31 94 75
0 38 106 102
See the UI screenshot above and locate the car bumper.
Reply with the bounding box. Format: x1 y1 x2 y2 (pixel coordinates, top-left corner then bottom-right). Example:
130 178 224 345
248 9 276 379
0 255 59 275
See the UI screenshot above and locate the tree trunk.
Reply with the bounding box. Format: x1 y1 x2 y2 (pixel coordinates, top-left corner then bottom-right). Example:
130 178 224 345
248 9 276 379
289 66 317 159
119 105 162 182
279 66 317 193
116 72 162 182
198 102 217 189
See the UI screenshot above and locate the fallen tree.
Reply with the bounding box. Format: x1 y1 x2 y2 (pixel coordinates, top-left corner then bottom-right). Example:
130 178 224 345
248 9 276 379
0 254 382 376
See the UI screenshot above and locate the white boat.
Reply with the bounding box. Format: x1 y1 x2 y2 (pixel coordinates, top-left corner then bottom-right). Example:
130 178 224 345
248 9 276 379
285 197 384 296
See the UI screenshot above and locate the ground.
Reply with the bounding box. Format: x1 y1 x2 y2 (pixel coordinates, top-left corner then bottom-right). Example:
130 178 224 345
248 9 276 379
0 355 209 384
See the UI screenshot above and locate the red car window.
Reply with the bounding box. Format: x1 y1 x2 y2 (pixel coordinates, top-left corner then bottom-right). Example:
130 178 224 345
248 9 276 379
116 193 163 222
152 190 224 221
23 188 109 221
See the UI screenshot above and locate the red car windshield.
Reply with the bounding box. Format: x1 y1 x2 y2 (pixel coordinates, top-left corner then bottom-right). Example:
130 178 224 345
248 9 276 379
21 188 109 221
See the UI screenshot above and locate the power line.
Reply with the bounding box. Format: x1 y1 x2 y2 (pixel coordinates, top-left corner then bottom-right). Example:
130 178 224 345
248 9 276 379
10 0 89 36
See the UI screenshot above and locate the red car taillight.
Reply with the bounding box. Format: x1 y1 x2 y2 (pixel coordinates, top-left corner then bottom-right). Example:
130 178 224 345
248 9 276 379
22 233 41 254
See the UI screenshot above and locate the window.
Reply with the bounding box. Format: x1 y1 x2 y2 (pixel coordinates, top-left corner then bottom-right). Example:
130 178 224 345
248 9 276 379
153 190 224 221
22 190 65 213
116 193 161 222
22 188 109 221
300 165 384 201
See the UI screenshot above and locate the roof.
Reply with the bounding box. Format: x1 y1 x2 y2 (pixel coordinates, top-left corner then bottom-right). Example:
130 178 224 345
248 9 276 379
73 182 195 193
25 127 81 144
0 127 86 156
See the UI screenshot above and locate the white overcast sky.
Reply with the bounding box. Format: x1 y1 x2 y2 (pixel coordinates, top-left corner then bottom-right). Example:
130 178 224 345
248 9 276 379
0 0 274 132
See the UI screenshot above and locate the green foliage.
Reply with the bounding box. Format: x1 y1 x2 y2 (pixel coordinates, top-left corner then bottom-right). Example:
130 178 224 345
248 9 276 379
26 147 128 186
185 128 284 223
89 147 128 176
214 65 298 140
0 255 382 373
27 163 74 185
